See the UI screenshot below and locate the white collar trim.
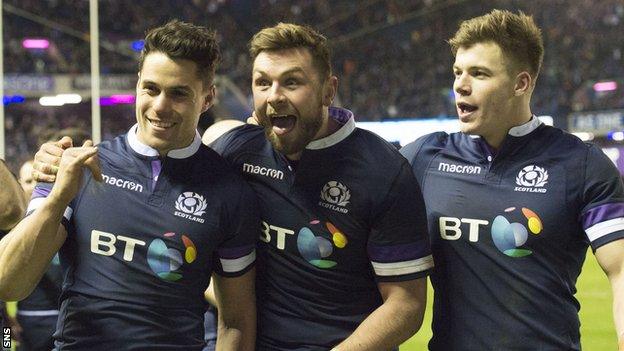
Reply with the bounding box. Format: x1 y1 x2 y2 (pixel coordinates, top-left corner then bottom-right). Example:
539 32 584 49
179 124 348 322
126 124 201 159
306 108 356 150
508 115 542 137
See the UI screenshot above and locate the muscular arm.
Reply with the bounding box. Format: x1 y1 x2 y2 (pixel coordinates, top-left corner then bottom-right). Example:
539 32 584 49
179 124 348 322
332 277 427 351
212 268 256 351
594 239 624 350
0 197 67 301
0 160 27 231
0 144 98 301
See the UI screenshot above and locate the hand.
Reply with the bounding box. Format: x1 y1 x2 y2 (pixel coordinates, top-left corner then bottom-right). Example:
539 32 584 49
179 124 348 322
246 111 260 125
33 136 73 183
48 140 102 206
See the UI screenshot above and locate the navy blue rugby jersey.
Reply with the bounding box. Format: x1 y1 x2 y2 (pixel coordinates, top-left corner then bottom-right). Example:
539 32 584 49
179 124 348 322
401 117 624 351
211 107 433 350
28 125 259 350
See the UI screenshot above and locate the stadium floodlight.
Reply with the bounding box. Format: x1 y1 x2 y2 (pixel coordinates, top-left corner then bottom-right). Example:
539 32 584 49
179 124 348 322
22 39 50 49
39 94 82 106
57 94 82 104
39 96 64 106
593 81 618 92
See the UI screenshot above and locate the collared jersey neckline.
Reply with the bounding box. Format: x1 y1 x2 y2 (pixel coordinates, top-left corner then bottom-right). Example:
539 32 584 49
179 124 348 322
126 124 201 159
306 107 356 150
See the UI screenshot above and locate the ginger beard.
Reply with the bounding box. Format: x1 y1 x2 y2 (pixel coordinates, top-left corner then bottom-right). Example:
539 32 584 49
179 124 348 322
257 95 324 157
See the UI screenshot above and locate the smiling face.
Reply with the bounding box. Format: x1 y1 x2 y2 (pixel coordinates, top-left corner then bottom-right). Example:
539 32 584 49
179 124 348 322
135 52 214 155
453 41 530 148
252 47 335 159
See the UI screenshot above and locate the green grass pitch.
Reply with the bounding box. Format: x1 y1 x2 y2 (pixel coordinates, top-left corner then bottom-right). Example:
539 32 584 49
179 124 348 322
401 249 616 350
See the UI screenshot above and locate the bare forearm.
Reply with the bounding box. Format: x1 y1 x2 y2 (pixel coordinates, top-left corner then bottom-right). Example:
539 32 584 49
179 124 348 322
334 297 425 351
213 270 256 351
0 161 27 231
216 323 254 351
0 198 67 300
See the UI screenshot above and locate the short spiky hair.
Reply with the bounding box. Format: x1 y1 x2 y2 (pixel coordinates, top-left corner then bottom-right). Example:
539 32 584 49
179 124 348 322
449 9 544 79
139 20 221 86
249 22 332 80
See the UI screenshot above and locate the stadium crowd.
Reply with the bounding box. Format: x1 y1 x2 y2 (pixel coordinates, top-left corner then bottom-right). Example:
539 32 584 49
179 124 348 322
2 0 624 173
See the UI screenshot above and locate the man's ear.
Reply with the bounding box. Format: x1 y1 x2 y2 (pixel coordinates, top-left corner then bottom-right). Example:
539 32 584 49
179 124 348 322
322 76 338 107
514 71 532 96
202 85 216 113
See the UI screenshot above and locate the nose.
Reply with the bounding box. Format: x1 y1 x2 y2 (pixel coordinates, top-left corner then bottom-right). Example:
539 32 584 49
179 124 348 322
454 73 471 96
152 92 172 114
267 84 287 109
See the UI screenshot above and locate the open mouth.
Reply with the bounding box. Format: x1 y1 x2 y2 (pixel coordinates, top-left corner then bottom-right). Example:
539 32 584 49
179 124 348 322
148 118 175 129
457 102 478 114
270 114 297 135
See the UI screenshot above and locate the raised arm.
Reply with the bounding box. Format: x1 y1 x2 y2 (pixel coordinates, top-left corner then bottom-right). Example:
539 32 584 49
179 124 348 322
0 143 99 300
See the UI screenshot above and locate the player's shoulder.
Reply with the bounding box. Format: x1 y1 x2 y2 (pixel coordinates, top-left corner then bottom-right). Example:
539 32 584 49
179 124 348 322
400 131 450 161
210 124 268 158
539 125 596 156
93 134 134 165
352 128 410 166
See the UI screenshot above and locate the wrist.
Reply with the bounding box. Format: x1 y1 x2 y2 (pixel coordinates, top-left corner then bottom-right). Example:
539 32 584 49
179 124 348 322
43 193 70 215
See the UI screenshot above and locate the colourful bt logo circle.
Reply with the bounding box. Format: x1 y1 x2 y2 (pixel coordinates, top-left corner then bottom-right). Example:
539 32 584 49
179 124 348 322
491 207 542 257
147 232 197 281
297 220 348 268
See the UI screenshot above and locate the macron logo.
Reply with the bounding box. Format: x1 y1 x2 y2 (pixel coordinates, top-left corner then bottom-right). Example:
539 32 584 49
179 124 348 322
242 163 284 180
438 162 482 175
102 174 144 193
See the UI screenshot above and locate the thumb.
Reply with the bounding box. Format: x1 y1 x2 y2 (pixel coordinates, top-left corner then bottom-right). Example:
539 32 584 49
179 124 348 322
57 136 74 149
82 139 94 147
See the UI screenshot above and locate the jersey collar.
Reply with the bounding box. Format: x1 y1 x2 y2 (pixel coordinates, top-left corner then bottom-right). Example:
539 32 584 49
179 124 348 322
306 107 355 150
508 115 542 137
126 124 202 159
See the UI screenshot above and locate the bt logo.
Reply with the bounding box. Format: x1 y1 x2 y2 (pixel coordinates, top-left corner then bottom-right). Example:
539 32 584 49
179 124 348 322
147 232 197 281
90 230 197 281
261 220 348 268
439 206 543 257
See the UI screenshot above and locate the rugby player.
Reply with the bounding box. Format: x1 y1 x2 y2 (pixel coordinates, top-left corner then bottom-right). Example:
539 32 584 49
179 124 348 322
209 23 433 350
400 10 624 350
0 20 258 350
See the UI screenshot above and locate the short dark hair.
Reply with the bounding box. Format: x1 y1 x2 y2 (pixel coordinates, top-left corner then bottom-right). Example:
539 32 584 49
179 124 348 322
449 9 544 79
249 22 332 80
139 19 221 86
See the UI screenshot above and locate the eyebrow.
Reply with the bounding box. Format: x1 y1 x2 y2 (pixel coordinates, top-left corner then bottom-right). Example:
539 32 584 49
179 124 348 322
253 67 306 77
453 65 492 72
141 80 194 92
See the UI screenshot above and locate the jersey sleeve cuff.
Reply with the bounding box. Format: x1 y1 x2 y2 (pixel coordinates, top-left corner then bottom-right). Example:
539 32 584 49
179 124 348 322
371 255 434 278
214 247 256 277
